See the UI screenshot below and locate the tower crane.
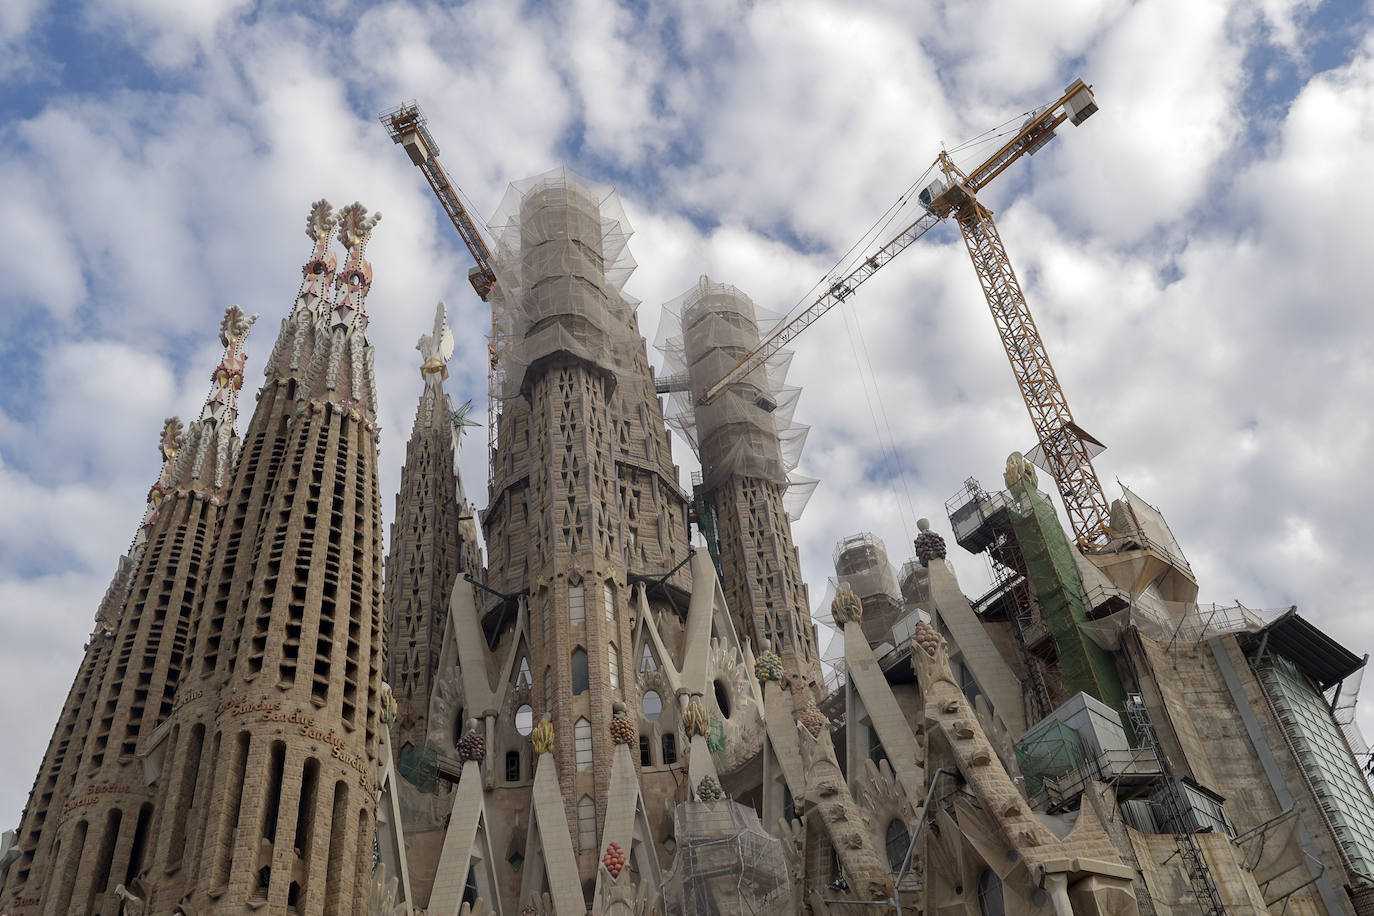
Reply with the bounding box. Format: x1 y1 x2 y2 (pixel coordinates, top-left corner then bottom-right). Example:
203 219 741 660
695 79 1110 549
380 102 504 470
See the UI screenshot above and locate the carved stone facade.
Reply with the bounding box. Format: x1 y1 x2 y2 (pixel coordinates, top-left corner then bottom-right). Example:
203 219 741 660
9 172 1374 916
2 201 390 916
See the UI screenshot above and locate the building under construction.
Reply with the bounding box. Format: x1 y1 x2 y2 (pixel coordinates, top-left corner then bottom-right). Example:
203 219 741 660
4 81 1374 916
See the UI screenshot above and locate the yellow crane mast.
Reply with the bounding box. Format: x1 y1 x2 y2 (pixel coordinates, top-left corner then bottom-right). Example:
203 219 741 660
700 79 1109 549
380 102 504 471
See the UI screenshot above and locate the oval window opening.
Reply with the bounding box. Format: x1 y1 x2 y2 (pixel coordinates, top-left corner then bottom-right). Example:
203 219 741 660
643 690 662 722
714 679 731 719
515 704 534 736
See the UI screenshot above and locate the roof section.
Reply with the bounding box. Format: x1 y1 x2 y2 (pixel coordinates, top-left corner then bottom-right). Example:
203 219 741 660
1244 608 1366 691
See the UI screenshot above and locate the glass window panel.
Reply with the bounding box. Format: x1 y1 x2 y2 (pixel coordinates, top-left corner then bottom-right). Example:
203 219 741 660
578 795 596 851
569 585 585 625
575 718 593 771
572 649 589 695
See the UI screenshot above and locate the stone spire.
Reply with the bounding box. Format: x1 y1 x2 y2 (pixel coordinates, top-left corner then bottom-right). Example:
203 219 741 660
417 300 455 383
384 301 483 906
0 311 263 916
165 306 259 500
0 415 184 904
290 201 382 420
141 200 389 914
263 199 337 380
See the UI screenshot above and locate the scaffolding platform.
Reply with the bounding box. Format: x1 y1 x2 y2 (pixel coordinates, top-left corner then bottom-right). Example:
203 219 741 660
946 478 1015 555
662 801 794 915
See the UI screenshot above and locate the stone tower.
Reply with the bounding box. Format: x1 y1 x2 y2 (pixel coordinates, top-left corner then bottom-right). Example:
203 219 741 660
386 301 482 738
478 168 694 892
139 200 388 915
0 306 257 916
384 301 483 902
656 278 823 691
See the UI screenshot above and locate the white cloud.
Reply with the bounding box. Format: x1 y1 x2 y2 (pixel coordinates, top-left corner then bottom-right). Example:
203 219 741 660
0 0 49 83
0 163 87 317
83 0 252 70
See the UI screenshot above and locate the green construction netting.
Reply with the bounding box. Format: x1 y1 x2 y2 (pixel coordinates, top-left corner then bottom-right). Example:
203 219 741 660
398 744 439 793
1015 719 1087 796
1008 482 1126 713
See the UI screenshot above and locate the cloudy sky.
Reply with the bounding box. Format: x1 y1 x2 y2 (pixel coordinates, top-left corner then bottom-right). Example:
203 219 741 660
3 0 1374 824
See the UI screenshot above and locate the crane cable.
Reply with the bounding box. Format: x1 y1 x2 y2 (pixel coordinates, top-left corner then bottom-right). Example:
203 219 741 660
838 296 919 546
773 162 938 331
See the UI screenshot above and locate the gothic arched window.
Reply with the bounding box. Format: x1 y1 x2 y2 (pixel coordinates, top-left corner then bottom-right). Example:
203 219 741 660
571 649 589 695
661 733 677 764
977 869 1005 916
885 819 910 873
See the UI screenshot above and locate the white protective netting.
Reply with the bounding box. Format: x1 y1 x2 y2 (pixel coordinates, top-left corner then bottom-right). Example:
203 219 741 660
655 276 816 518
1077 598 1274 652
487 167 641 399
662 800 794 915
814 532 923 694
1329 667 1374 793
898 558 931 611
832 532 900 606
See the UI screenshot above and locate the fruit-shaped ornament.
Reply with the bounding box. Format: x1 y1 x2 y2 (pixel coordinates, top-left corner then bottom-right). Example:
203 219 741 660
531 717 555 756
456 717 485 763
831 582 863 626
602 841 628 878
754 646 784 684
913 518 947 563
797 702 829 738
913 620 944 658
609 701 637 745
683 698 710 739
696 774 725 802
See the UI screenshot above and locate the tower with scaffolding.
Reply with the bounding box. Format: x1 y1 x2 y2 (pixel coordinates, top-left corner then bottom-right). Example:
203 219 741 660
655 277 822 690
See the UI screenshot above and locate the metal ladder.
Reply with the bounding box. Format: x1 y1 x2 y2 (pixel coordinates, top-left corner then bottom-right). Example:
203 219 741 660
1125 694 1226 914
